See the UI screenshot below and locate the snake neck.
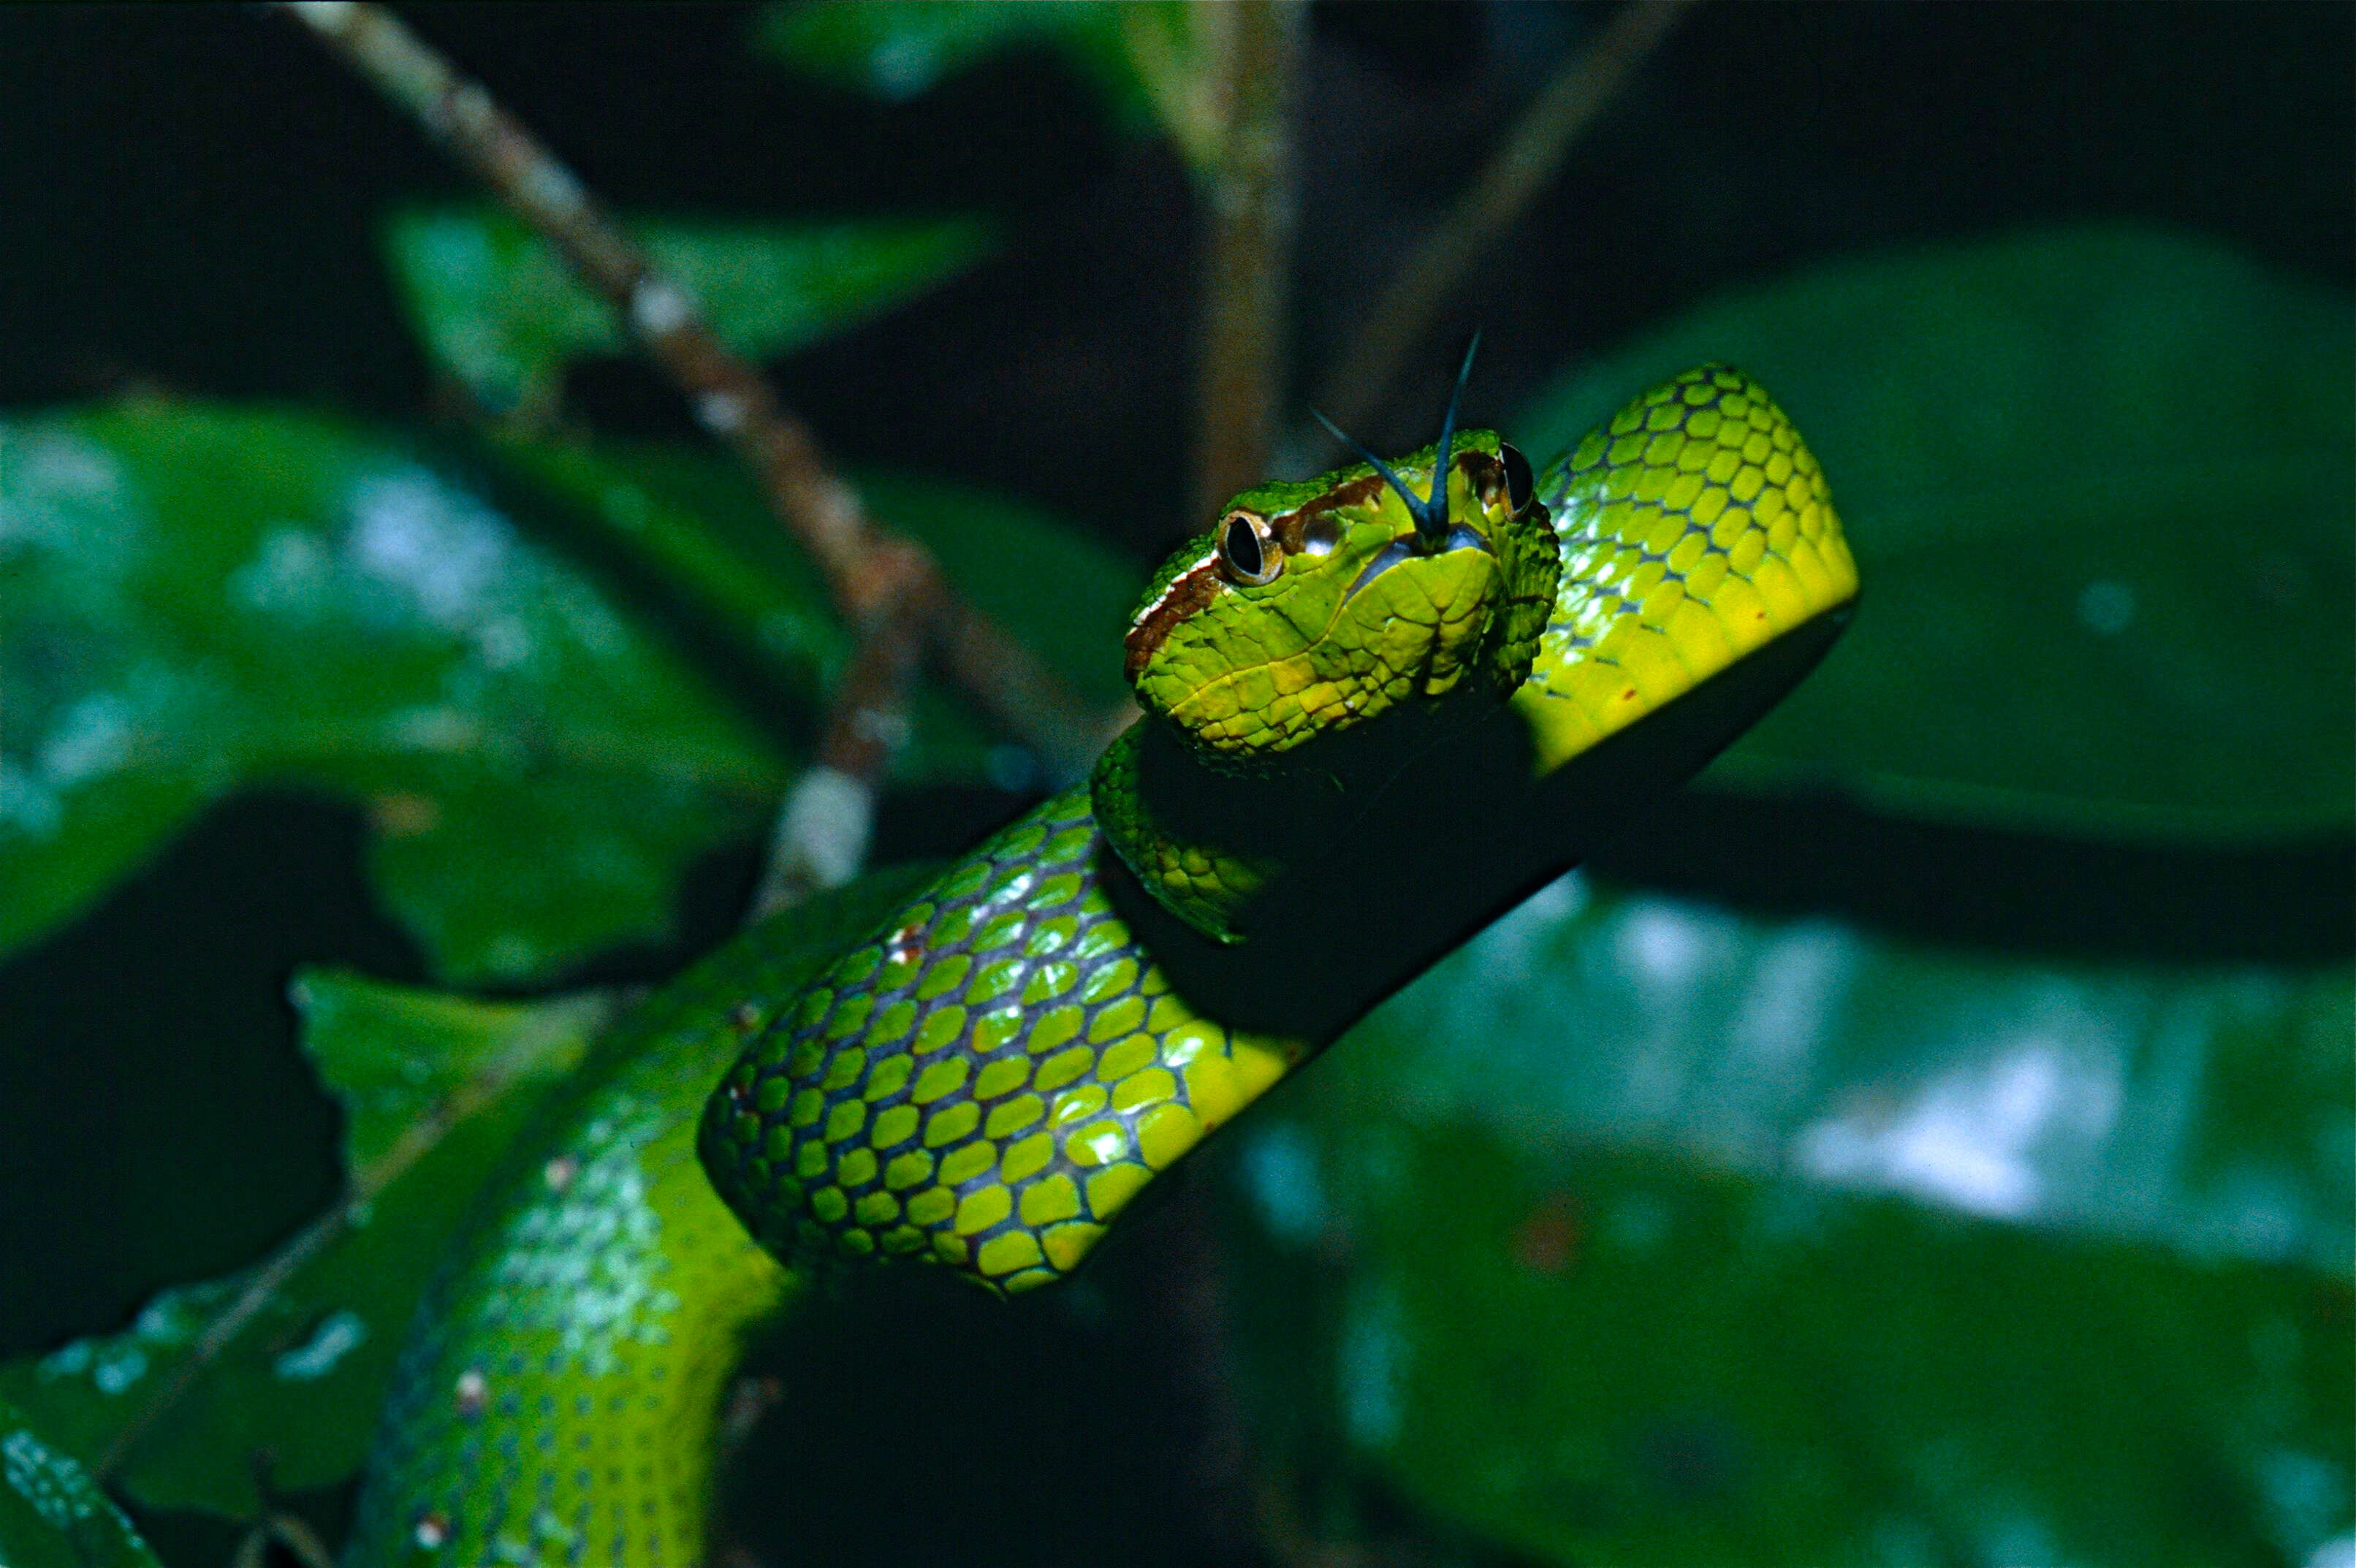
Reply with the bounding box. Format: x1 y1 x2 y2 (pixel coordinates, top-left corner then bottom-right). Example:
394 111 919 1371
1090 685 1532 946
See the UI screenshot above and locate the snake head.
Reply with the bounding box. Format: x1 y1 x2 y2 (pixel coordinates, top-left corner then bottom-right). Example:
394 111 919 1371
1123 431 1561 761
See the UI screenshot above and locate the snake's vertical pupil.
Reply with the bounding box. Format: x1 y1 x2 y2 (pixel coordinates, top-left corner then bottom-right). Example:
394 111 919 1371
1501 442 1535 516
1223 516 1262 578
1220 512 1278 584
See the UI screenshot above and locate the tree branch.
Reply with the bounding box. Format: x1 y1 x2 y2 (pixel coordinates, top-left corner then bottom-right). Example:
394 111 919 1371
1299 0 1698 460
281 0 1102 787
1190 0 1308 524
747 579 928 921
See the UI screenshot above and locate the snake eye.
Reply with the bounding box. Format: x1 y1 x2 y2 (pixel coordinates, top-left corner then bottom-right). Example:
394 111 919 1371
1217 510 1281 585
1500 443 1535 517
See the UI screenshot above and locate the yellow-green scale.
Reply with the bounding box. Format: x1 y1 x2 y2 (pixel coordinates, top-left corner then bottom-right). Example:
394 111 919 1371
701 789 1300 1294
1516 365 1858 770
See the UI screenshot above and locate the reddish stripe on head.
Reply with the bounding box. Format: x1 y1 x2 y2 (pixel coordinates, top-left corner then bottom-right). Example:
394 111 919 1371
1123 553 1224 681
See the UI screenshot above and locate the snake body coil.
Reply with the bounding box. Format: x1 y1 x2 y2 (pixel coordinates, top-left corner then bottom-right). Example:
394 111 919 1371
346 367 1857 1567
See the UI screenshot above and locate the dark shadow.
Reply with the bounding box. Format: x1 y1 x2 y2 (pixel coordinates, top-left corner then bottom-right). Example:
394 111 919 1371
1103 610 1855 1044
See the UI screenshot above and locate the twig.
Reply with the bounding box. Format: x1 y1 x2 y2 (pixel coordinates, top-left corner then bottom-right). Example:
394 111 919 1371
94 1197 351 1483
269 1513 342 1568
1296 0 1698 461
229 1511 341 1568
281 1 1101 785
1139 1190 1269 1568
748 582 929 921
1190 1 1308 524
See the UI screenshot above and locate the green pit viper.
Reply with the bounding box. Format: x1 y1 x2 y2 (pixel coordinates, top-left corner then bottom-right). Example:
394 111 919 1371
343 362 1858 1567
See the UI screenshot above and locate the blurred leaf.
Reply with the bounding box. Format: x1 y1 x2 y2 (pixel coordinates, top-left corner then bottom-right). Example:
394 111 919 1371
0 1398 161 1568
1516 224 2355 841
296 971 613 1187
384 208 994 414
0 403 788 981
0 978 614 1516
1219 873 2354 1567
751 2 1207 163
857 469 1137 714
1349 875 2352 1270
489 434 1139 785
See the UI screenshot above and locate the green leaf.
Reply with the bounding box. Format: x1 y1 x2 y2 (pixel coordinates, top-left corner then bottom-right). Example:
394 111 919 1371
0 862 930 1522
384 208 994 415
858 470 1138 715
0 978 614 1517
1516 224 2356 841
751 1 1204 161
294 971 615 1187
488 434 1139 785
0 1398 162 1568
0 402 788 980
1219 874 2354 1566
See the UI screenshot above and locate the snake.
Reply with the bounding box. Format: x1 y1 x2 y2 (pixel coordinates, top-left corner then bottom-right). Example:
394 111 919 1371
341 362 1859 1567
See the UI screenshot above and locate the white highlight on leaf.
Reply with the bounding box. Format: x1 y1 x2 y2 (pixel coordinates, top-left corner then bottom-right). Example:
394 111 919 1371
344 468 538 669
867 37 942 100
37 694 134 786
349 471 509 625
1793 1043 2120 1219
273 1309 369 1381
770 766 873 891
3 1426 133 1538
231 526 332 611
91 1343 149 1397
0 761 63 837
1618 901 1711 988
1338 1278 1407 1449
0 427 125 553
130 1292 202 1344
2258 1448 2354 1567
2078 579 2136 635
1240 1122 1326 1245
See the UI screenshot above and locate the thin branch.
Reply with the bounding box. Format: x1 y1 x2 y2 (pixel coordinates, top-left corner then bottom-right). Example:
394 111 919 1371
747 581 928 921
1190 0 1308 525
94 1196 349 1481
1297 0 1698 462
1137 1190 1267 1568
265 1513 342 1568
281 0 1101 784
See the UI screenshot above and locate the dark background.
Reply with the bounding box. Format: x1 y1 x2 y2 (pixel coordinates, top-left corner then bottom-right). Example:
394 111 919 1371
0 4 2348 1560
